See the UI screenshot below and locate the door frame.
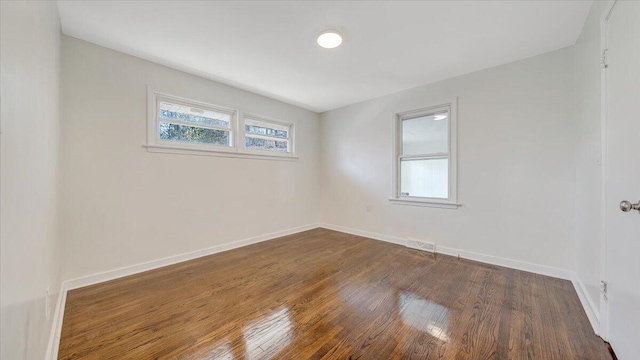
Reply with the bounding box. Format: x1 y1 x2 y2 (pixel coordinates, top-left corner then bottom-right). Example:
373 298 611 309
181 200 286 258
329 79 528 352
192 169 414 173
599 0 618 341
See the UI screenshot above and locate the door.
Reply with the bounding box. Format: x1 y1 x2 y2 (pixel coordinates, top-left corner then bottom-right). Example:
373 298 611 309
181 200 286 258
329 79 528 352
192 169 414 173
603 1 640 359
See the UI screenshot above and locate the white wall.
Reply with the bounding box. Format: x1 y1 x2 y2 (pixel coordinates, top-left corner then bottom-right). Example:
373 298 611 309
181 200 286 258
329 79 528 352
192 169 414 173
573 1 608 315
0 1 63 359
60 36 320 280
320 47 577 272
0 4 609 356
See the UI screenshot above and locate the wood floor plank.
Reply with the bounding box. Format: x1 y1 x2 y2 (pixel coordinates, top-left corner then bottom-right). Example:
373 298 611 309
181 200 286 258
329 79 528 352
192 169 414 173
58 228 611 359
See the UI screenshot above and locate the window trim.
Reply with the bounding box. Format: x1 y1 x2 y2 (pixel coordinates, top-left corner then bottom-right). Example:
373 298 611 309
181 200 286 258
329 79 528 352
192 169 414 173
389 98 460 209
240 113 295 158
145 87 298 160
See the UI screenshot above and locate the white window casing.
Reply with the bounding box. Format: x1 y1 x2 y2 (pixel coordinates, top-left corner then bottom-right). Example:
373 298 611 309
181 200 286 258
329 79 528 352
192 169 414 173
389 98 459 209
240 114 295 158
145 87 297 160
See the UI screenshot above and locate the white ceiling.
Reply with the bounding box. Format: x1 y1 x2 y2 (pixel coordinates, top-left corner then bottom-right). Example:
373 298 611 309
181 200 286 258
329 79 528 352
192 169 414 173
57 1 592 112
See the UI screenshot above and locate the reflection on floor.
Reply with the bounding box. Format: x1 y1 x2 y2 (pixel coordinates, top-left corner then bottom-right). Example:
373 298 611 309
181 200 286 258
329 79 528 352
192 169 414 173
399 292 450 342
244 307 293 360
58 228 611 359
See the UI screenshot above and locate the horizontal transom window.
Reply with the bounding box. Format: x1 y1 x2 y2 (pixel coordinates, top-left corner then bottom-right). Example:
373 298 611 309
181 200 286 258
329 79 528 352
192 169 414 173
243 116 292 153
146 89 297 159
154 96 235 148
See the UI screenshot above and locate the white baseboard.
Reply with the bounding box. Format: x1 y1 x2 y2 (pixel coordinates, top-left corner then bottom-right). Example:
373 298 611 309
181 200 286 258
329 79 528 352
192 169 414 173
46 223 320 359
45 222 599 359
320 223 407 247
571 274 600 335
64 223 320 290
435 245 573 280
319 223 601 335
319 223 573 279
45 281 68 360
438 242 600 335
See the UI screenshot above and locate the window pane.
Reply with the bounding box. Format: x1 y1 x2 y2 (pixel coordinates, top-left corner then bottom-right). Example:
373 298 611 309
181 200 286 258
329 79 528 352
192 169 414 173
159 122 229 146
245 118 289 138
245 136 288 152
158 101 231 128
400 158 448 198
402 111 448 155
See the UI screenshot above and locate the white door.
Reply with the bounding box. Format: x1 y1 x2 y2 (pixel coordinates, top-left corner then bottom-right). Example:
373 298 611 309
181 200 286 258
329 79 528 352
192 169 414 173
603 1 640 359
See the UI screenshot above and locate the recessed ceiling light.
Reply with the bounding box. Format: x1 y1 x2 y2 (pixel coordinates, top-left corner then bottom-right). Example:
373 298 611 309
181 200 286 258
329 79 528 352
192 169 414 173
317 30 343 49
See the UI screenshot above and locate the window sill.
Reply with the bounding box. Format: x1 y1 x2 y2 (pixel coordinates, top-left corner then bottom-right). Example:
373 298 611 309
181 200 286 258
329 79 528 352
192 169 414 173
143 144 298 161
388 198 460 209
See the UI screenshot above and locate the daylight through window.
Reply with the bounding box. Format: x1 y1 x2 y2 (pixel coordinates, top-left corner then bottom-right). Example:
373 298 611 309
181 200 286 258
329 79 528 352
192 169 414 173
392 101 458 208
147 90 296 159
244 116 292 153
156 98 234 148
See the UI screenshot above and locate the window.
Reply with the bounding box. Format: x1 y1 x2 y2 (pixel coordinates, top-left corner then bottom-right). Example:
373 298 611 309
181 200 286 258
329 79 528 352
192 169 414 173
243 115 293 154
149 92 235 151
391 99 458 208
146 89 296 159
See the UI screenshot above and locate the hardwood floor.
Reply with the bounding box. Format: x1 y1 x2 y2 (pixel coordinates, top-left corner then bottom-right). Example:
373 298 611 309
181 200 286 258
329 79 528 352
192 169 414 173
59 228 611 359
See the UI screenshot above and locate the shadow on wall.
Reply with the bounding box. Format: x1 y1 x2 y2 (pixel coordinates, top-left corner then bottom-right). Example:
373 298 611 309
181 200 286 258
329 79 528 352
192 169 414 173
1 296 52 360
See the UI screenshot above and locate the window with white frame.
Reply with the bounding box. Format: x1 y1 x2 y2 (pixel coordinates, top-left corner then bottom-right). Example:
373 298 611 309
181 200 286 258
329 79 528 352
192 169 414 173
150 93 235 150
243 115 293 154
391 100 458 208
146 90 296 159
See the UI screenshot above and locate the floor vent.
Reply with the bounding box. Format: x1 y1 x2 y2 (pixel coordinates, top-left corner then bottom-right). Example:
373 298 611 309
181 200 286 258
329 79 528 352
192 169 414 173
406 238 436 253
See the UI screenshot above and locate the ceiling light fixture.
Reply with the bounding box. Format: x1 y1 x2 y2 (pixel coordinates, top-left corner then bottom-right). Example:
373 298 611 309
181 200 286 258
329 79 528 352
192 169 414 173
317 30 343 49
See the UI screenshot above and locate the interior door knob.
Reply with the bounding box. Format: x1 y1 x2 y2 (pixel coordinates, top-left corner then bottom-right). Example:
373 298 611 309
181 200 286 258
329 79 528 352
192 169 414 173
620 200 640 212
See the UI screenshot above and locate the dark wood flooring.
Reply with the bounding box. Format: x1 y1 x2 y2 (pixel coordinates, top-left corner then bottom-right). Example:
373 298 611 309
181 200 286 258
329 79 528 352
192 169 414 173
59 228 611 359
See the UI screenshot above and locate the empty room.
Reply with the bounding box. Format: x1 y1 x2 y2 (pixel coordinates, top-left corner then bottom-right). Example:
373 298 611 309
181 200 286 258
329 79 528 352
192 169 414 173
2 0 639 359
